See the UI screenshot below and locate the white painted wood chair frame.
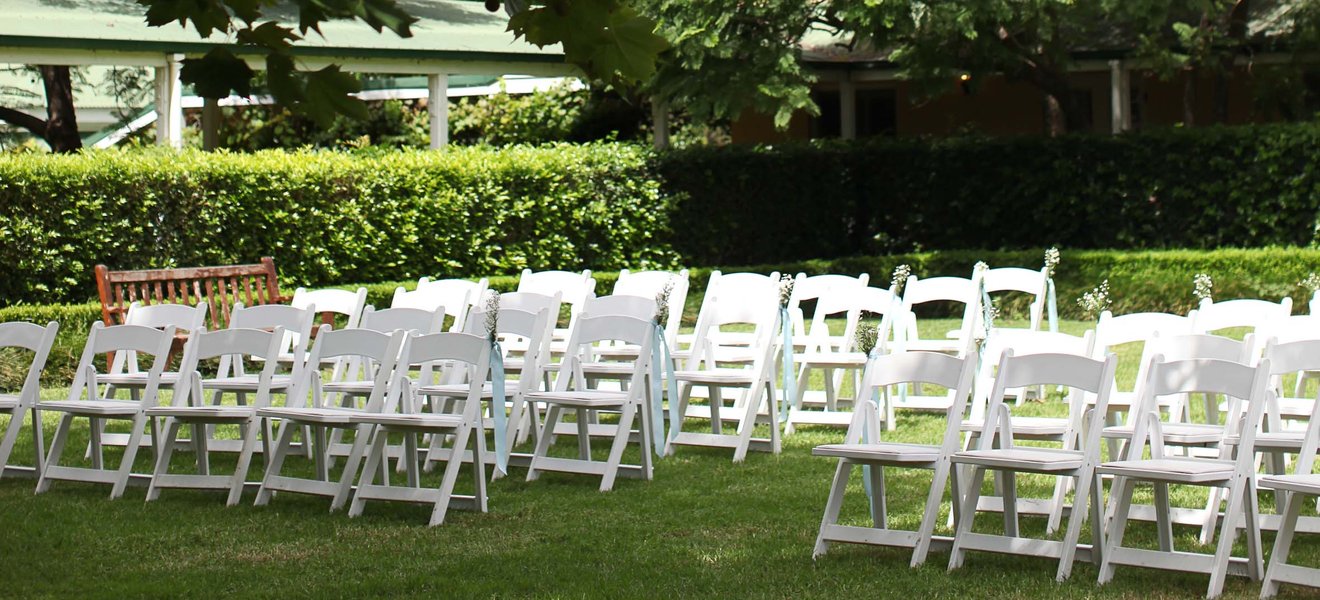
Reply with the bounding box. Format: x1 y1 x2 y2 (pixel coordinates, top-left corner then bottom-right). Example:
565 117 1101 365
613 268 690 347
517 269 596 348
890 275 979 413
402 276 490 332
672 271 780 370
1193 297 1292 357
979 266 1050 333
0 321 58 479
524 313 656 491
948 351 1118 582
1096 356 1273 599
254 327 407 511
811 351 977 566
37 323 177 499
666 292 782 462
145 326 285 505
788 273 869 341
349 332 493 526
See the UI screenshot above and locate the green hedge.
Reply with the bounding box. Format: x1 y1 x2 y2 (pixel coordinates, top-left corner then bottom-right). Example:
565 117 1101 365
657 124 1320 265
0 144 676 305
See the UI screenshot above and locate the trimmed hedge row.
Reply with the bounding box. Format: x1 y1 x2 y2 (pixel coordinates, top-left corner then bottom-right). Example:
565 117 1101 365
659 124 1320 265
6 247 1318 389
0 144 676 305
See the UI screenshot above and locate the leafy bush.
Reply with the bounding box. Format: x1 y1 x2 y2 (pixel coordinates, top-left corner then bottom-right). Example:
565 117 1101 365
656 124 1320 265
0 145 677 304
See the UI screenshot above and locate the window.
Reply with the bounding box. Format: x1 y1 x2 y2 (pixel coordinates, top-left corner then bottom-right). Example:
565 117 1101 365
809 90 840 139
857 88 897 137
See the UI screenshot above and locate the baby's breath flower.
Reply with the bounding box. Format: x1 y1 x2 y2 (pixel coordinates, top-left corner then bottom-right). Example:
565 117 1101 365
890 264 911 296
1076 279 1112 320
483 291 500 340
777 274 794 309
1043 247 1060 278
853 321 880 356
654 278 675 325
1300 273 1320 293
1193 273 1214 302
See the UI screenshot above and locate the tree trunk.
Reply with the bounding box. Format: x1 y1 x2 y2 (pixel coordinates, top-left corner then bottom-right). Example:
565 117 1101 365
40 66 81 152
1212 0 1251 124
1044 94 1067 136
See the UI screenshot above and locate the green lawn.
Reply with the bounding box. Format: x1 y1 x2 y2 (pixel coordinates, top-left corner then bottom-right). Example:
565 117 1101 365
0 319 1317 598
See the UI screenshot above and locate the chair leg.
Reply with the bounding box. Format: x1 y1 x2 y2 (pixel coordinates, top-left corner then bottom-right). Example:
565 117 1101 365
146 417 182 502
526 405 560 482
192 422 210 476
599 403 636 492
227 420 261 507
255 420 297 506
869 465 887 529
1207 478 1249 598
88 417 104 470
348 428 391 518
575 408 590 460
0 408 25 478
36 413 75 494
431 423 473 526
948 465 987 571
912 460 950 567
110 415 147 499
471 425 488 513
1056 471 1092 582
1154 483 1174 552
331 425 372 511
1002 471 1019 538
1261 491 1307 598
30 407 45 477
813 459 854 559
1099 477 1136 585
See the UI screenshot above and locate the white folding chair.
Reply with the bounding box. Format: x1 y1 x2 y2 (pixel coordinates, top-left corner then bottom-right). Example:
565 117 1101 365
525 314 656 491
890 274 978 414
254 327 408 511
517 269 596 346
395 276 488 332
145 326 285 505
948 351 1117 581
788 273 869 340
0 320 58 479
614 268 690 346
289 287 368 365
1097 356 1272 598
418 306 552 474
980 266 1052 333
1193 297 1292 356
1091 310 1195 422
667 286 781 462
1258 343 1320 598
672 271 779 368
37 323 176 499
349 332 493 525
788 286 897 433
812 351 977 566
99 301 207 397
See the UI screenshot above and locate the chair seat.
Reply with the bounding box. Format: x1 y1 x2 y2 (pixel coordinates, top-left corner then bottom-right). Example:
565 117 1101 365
1097 457 1235 484
416 382 500 398
0 394 18 411
812 441 939 463
961 416 1068 437
1275 396 1316 419
98 372 182 386
201 375 293 392
524 390 629 408
1259 473 1320 495
40 399 142 416
593 344 645 360
674 369 755 385
351 412 465 429
320 380 373 395
1224 431 1305 450
145 405 255 419
951 447 1085 472
581 362 638 376
796 351 868 367
1102 422 1222 445
256 406 363 424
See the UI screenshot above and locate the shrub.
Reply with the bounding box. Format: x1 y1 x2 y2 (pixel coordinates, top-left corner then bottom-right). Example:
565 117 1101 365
0 145 677 305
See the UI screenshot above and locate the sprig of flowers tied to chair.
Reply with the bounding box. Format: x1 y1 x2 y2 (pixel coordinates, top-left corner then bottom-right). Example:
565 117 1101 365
650 278 679 455
1044 247 1060 332
777 274 795 423
483 291 509 475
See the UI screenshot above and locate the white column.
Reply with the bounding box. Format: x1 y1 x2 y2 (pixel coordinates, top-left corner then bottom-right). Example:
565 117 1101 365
428 73 449 149
1109 59 1130 134
651 99 670 150
839 78 857 140
154 54 184 148
202 97 220 150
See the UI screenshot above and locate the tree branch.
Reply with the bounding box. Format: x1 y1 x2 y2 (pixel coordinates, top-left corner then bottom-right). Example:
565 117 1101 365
0 105 48 139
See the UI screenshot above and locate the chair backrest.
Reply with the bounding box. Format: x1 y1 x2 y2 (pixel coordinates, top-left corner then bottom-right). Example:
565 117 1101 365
847 351 977 450
686 286 780 373
972 329 1096 419
979 350 1118 454
498 291 562 350
399 332 493 416
291 287 368 329
583 294 658 321
68 322 176 407
551 314 655 392
1193 297 1292 335
462 307 553 392
124 301 209 332
688 271 780 346
805 285 898 354
614 269 690 344
0 321 59 405
1128 356 1272 462
1262 338 1320 474
399 277 489 331
229 302 316 366
174 327 285 408
295 326 407 411
899 275 979 350
789 273 869 337
1255 314 1320 346
358 306 446 335
979 267 1048 330
517 269 596 315
1093 311 1194 352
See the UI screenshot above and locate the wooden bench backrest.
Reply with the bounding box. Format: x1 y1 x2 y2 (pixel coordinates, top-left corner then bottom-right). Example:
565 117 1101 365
95 257 287 330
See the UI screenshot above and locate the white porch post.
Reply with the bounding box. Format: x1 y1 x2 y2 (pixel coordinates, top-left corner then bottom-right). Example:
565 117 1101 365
428 73 449 149
1109 59 1130 134
839 77 857 140
201 97 220 150
154 54 183 148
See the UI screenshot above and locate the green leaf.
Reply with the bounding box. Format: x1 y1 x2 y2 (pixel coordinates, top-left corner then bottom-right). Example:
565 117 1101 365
236 21 301 52
302 66 367 126
180 47 255 99
138 0 231 37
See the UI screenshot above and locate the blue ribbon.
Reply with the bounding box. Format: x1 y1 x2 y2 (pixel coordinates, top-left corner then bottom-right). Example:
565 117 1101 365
778 305 795 423
649 324 678 456
861 348 880 503
1046 278 1059 333
490 340 508 475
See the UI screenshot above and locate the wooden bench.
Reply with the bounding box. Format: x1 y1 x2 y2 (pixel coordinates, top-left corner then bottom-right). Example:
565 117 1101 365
95 257 289 329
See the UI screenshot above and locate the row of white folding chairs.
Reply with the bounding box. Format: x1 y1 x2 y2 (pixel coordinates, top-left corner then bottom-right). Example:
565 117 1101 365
813 340 1320 598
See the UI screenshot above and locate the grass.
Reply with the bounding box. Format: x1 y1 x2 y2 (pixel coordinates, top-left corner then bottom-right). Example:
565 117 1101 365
0 319 1318 598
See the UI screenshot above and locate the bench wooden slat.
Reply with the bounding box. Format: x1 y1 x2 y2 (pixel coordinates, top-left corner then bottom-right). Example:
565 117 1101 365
95 257 286 329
